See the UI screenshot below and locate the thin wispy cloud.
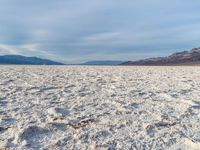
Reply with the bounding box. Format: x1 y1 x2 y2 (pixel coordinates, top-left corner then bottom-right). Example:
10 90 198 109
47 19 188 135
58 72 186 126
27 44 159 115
0 0 200 63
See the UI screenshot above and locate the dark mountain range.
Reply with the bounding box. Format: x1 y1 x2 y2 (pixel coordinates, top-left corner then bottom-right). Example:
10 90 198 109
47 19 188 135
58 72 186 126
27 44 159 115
122 47 200 65
0 55 64 65
82 60 123 65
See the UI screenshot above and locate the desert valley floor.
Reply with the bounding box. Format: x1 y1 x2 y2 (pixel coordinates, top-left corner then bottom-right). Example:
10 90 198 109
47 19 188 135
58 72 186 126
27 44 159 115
0 66 200 150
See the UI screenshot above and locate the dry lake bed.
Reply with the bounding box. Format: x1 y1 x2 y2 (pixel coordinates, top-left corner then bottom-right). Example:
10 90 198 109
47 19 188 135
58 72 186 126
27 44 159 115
0 66 200 150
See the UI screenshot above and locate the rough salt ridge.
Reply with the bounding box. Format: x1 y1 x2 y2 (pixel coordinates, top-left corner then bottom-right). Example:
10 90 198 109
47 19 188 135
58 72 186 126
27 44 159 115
0 66 200 150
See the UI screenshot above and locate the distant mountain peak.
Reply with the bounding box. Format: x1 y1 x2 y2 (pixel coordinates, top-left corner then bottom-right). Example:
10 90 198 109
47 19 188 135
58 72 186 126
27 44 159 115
82 60 123 65
191 47 200 52
0 55 64 65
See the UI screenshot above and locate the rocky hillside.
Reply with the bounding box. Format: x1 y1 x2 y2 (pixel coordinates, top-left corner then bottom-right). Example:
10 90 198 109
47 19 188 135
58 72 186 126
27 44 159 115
122 48 200 65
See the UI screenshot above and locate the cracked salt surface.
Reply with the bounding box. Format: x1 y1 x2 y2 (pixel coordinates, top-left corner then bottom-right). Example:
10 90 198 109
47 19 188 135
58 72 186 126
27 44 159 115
0 66 200 150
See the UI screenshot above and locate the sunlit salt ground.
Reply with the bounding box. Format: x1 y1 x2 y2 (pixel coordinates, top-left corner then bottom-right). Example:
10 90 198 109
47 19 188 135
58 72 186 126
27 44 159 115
0 66 200 150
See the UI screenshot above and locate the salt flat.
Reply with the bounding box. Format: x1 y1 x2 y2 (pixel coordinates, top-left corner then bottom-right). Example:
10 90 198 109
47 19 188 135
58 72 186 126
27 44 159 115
0 66 200 150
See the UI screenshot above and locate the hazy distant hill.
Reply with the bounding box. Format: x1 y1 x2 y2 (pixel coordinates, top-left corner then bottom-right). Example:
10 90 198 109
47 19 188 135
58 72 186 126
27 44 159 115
82 60 123 65
122 47 200 65
0 55 64 65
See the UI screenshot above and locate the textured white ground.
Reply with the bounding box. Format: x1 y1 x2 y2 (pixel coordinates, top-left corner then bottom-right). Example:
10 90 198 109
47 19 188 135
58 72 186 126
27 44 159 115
0 66 200 150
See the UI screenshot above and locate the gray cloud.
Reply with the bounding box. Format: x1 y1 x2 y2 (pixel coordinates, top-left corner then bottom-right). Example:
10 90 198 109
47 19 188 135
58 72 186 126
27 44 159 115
1 0 200 63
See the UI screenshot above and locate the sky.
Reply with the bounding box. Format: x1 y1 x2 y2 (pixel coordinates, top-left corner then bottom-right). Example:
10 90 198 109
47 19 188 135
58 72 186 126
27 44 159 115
1 0 200 63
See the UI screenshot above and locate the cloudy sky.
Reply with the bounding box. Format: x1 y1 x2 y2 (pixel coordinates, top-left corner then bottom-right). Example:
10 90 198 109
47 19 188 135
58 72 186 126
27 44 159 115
1 0 200 63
